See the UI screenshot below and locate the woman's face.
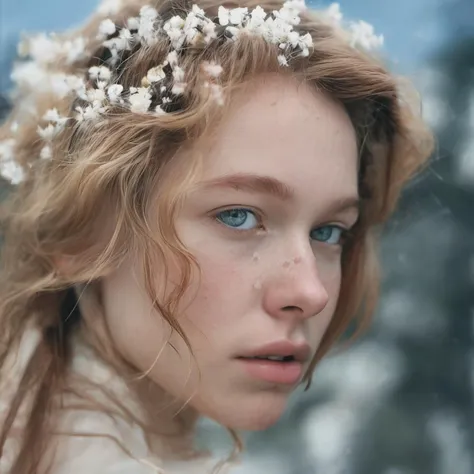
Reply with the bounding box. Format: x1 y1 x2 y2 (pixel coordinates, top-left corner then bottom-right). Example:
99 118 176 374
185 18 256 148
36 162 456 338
101 75 359 430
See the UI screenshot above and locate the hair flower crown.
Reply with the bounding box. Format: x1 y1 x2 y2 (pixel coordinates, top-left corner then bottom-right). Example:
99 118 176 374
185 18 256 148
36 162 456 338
0 1 383 186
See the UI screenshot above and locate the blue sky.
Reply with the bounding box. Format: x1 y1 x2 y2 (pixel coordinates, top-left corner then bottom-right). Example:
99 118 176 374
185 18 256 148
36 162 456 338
0 0 448 91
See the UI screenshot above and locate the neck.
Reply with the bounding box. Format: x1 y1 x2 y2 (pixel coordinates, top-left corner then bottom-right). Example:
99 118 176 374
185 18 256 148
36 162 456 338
134 378 201 459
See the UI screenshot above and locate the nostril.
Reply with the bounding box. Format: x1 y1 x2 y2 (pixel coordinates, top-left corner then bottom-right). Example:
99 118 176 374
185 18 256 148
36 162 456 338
281 305 301 312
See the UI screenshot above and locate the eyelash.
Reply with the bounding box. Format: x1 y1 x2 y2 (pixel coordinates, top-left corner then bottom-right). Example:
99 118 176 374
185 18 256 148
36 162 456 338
213 207 351 246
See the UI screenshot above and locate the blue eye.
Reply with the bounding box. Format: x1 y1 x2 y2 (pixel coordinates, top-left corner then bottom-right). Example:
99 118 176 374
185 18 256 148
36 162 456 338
310 225 345 245
216 208 259 230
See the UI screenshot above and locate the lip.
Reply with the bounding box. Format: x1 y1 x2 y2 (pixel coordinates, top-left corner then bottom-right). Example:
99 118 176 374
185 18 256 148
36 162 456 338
238 340 312 363
235 340 311 385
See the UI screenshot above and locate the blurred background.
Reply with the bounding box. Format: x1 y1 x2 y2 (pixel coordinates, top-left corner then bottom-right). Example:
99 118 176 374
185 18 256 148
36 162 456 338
1 1 473 473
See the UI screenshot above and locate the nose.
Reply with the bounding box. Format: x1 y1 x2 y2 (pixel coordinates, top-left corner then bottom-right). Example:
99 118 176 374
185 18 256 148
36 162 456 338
262 253 330 321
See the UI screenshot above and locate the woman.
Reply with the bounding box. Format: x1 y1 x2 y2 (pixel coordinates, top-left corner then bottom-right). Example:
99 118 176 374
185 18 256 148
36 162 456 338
0 0 433 472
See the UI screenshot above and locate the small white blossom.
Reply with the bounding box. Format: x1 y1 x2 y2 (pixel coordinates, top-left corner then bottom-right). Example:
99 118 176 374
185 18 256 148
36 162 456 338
277 54 288 66
167 50 179 67
218 7 230 26
0 139 23 185
75 103 106 122
89 66 112 82
98 19 117 38
10 122 19 134
63 37 87 64
127 17 140 31
229 8 249 26
147 65 166 84
37 124 58 141
209 83 224 106
42 109 69 130
274 4 301 26
40 145 52 160
155 105 166 115
86 87 107 104
139 5 160 45
172 66 185 84
247 6 267 33
283 0 307 13
107 84 124 104
129 87 152 113
202 61 223 78
203 21 217 43
324 3 343 25
28 33 63 64
97 0 122 16
171 82 187 95
0 160 24 185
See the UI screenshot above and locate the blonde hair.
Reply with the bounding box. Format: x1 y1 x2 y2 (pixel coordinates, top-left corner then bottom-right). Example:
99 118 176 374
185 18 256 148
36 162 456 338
0 0 434 472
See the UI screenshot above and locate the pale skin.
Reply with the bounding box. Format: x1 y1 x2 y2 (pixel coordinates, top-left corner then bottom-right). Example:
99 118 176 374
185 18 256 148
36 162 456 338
100 74 359 432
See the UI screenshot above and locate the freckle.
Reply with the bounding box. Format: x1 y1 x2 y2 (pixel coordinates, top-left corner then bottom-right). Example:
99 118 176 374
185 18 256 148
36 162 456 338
293 256 302 264
252 252 260 262
253 279 262 290
283 260 291 268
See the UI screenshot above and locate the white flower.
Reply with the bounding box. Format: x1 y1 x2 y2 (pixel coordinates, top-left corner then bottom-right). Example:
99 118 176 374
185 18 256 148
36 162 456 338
192 4 206 17
0 139 23 185
139 5 160 45
167 50 179 67
98 19 117 38
0 139 15 163
274 5 301 26
42 108 69 129
202 61 223 78
202 21 217 43
164 17 186 50
107 84 124 104
103 29 133 52
229 7 248 26
283 0 307 13
247 6 267 33
172 66 185 84
226 26 240 40
97 0 122 15
65 75 87 99
75 104 106 122
208 83 224 106
28 33 62 64
37 124 58 141
89 65 112 82
171 82 187 95
63 37 87 64
40 145 52 160
277 54 288 66
323 3 343 25
0 160 24 185
218 7 230 26
86 87 106 104
349 20 384 50
10 122 19 134
127 17 140 31
147 66 166 83
129 87 152 113
155 105 166 115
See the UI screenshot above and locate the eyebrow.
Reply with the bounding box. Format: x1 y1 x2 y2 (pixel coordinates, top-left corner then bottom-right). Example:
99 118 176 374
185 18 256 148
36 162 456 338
196 173 295 201
194 172 360 214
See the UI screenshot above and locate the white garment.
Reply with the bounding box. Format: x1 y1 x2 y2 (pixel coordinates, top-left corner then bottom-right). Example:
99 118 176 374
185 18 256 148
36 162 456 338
0 329 220 474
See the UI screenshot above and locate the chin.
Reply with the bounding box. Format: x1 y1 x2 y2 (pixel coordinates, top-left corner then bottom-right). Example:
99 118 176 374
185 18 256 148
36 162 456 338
203 391 289 431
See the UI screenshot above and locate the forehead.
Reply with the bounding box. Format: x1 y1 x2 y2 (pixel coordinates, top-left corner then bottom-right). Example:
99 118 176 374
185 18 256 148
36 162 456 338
193 75 359 203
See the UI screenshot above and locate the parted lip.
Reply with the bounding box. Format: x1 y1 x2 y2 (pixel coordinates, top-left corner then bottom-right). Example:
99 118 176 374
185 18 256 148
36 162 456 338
237 340 311 363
